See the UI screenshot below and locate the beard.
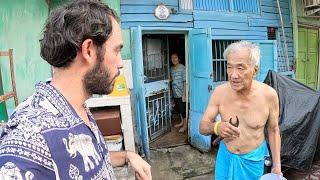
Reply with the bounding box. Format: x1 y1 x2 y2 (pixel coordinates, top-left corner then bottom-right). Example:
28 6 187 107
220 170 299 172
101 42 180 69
83 47 118 96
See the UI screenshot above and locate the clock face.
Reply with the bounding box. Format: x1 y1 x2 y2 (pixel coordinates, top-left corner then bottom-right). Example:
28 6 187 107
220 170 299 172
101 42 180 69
154 4 170 20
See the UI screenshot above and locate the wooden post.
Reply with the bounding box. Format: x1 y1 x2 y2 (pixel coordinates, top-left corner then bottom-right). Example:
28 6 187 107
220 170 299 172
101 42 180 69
0 49 19 122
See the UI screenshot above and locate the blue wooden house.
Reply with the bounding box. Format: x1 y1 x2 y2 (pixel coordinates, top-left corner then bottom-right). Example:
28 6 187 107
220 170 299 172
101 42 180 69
120 0 294 159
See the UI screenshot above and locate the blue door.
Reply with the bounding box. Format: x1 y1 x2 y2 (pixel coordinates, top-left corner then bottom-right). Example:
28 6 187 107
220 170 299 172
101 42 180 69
189 29 213 152
130 26 150 159
253 40 278 81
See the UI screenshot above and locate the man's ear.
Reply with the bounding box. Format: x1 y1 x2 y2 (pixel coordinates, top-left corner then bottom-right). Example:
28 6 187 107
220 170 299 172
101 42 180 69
80 39 96 65
253 65 259 76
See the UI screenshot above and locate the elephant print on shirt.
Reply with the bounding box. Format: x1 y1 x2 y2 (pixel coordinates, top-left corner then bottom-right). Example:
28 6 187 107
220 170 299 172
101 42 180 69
0 162 34 180
63 133 101 172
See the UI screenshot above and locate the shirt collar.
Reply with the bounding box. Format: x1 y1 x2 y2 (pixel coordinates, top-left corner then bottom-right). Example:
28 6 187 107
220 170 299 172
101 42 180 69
35 81 79 118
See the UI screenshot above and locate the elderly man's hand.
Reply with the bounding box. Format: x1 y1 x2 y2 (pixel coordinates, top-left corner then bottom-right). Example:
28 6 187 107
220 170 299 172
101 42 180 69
271 164 283 177
218 121 240 139
127 151 152 180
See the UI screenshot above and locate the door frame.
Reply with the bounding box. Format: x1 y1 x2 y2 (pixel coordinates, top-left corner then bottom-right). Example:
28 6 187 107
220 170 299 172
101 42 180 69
131 27 191 159
141 29 191 124
318 27 320 90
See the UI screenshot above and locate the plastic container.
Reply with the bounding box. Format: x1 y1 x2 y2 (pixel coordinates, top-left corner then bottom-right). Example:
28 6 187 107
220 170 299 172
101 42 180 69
104 135 123 151
109 75 129 96
260 173 287 180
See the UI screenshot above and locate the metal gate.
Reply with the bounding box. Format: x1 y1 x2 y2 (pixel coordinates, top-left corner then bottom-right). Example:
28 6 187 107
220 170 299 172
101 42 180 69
142 36 171 141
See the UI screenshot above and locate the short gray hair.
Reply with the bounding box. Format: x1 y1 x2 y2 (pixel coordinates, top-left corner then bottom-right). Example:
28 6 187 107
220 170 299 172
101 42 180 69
223 41 261 67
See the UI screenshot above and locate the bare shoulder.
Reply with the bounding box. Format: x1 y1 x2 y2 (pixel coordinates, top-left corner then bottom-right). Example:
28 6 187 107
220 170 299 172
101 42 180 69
210 83 229 104
256 81 278 101
213 83 229 97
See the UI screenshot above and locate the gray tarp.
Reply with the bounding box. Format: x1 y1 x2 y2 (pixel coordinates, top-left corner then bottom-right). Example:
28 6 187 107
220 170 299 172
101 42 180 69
264 70 320 170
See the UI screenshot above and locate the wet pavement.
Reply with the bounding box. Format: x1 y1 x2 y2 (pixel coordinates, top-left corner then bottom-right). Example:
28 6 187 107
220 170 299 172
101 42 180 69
114 144 320 180
150 145 215 180
114 145 215 180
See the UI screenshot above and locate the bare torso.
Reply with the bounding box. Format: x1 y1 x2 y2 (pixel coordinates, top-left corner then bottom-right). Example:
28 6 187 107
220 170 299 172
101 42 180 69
218 81 271 154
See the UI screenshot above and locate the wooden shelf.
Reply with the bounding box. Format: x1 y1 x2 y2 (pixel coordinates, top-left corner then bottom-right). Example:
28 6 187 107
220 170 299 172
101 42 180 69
86 94 136 152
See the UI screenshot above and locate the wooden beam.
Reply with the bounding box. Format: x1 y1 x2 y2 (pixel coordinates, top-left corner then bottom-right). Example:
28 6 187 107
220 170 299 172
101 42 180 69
0 92 15 103
305 7 320 16
0 52 9 56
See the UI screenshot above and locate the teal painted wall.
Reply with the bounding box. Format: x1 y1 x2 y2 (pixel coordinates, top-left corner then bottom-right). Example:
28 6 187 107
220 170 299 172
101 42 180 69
0 70 8 122
51 0 120 15
102 0 131 59
103 0 120 15
50 0 71 10
121 0 295 70
0 0 51 118
0 0 123 120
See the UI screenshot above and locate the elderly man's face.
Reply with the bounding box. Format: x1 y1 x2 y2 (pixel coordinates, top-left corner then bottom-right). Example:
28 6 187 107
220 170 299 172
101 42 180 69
226 49 257 92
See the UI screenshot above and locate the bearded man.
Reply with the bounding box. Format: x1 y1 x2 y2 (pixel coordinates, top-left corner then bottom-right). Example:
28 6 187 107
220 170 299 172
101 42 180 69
0 1 151 179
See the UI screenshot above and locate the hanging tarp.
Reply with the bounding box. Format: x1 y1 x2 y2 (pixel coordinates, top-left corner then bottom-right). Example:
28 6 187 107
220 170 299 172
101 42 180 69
264 70 320 170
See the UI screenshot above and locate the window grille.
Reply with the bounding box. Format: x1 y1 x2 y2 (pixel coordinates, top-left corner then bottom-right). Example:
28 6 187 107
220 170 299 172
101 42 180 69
212 40 237 82
193 0 259 14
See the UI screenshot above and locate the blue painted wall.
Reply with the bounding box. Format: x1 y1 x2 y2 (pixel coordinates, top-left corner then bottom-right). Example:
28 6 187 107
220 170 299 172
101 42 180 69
121 0 193 29
121 0 294 70
121 0 294 153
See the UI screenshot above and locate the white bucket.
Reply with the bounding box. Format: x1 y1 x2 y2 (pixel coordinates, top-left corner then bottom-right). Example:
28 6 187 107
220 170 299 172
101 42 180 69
104 135 123 151
260 173 287 180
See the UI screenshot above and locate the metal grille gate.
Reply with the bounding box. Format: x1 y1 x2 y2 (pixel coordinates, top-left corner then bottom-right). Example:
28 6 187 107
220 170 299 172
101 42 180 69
143 36 171 141
146 92 170 141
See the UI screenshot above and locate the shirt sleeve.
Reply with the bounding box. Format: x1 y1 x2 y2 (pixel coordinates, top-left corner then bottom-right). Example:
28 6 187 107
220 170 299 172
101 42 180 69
0 156 55 179
0 122 56 179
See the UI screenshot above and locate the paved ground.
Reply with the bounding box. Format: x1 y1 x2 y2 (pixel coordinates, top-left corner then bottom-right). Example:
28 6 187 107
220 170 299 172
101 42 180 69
114 144 320 180
114 145 215 180
150 145 215 180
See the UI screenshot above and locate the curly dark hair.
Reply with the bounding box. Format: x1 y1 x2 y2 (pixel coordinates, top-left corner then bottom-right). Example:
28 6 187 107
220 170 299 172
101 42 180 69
40 0 118 67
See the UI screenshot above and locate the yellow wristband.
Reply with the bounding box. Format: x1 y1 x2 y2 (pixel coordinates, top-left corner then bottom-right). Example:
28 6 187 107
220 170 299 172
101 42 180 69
214 121 221 135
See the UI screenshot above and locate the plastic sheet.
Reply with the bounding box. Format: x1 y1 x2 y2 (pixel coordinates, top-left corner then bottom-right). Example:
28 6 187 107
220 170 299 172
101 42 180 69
264 70 320 170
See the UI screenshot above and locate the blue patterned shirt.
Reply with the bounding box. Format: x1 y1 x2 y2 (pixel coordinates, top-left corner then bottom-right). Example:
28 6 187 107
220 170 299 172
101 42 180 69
0 82 115 180
171 64 186 98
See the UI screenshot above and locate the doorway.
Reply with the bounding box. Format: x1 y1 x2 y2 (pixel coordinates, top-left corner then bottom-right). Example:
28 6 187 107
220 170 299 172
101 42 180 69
140 33 188 149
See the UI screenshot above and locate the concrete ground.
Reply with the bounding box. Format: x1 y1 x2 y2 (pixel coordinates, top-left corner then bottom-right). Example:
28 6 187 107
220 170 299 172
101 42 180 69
150 145 215 180
114 144 320 180
114 144 215 180
115 114 215 180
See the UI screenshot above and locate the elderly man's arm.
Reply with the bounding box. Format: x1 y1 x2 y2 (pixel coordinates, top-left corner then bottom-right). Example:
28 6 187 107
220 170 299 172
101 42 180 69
267 89 282 175
199 88 220 135
199 86 240 138
110 151 152 180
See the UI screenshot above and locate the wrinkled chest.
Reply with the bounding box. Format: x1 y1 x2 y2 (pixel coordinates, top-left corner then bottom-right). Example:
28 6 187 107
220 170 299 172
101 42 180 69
219 102 269 129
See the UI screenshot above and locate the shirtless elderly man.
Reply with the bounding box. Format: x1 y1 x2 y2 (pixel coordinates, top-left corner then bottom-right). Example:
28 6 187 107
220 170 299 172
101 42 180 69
200 41 282 179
